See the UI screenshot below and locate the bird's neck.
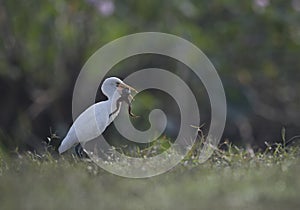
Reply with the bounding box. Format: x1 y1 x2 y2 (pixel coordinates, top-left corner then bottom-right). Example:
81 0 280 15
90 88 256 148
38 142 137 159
107 92 121 114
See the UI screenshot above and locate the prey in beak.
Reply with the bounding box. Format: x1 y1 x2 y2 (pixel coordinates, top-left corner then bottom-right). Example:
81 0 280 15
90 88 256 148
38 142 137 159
117 82 138 94
117 82 137 102
109 82 139 118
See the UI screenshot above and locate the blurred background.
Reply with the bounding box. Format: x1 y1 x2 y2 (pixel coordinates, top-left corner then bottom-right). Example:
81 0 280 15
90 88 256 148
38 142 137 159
1 0 300 153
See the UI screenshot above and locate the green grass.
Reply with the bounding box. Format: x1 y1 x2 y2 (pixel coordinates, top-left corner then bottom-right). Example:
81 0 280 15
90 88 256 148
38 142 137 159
0 142 300 210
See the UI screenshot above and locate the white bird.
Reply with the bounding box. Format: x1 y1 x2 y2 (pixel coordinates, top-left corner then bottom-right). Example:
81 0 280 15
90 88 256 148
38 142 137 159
58 77 136 154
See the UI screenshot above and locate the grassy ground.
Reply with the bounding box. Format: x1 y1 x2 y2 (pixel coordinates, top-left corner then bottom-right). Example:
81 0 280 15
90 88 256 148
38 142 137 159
0 142 300 210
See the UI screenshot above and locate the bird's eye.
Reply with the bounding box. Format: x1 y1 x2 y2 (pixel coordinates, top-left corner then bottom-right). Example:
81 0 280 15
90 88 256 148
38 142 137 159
116 82 120 86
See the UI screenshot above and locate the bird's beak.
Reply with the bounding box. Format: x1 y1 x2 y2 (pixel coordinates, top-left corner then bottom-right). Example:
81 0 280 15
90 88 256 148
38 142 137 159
117 83 138 93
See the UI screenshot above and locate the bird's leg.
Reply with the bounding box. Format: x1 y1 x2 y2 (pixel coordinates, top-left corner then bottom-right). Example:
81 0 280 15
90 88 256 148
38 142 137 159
75 143 88 158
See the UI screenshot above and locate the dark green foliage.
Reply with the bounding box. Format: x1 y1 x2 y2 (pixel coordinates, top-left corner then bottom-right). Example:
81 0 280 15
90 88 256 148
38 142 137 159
1 0 300 151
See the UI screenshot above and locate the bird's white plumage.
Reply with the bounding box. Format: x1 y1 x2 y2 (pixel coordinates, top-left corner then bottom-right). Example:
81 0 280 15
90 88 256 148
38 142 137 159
58 77 125 154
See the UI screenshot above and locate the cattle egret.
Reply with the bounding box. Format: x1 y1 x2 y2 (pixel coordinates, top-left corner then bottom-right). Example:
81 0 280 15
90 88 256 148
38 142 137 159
58 77 137 154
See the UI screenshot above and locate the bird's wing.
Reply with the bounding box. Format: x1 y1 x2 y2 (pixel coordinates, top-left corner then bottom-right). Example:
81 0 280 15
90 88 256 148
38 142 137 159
58 102 109 154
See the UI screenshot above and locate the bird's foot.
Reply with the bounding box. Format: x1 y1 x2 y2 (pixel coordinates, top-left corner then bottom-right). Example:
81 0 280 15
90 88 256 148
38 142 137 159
75 143 89 158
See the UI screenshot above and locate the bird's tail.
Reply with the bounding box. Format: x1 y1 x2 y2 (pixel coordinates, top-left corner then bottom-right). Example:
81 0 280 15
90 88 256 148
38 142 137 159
58 135 78 154
58 141 68 154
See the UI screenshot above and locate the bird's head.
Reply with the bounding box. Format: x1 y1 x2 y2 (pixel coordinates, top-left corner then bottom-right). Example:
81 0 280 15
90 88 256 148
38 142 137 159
101 77 137 99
